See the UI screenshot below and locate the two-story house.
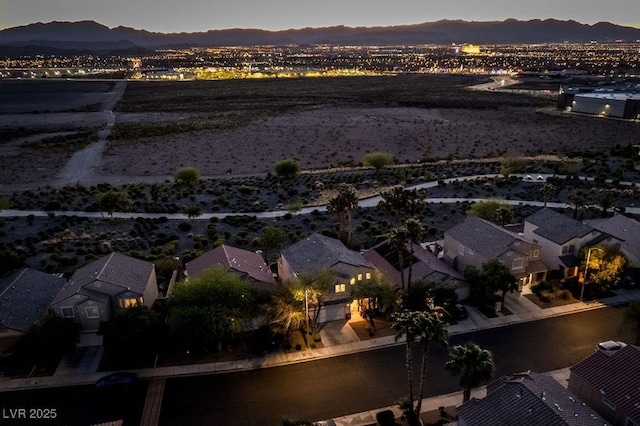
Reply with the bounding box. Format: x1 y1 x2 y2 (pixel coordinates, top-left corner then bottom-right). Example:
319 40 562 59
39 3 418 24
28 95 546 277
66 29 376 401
444 216 546 290
584 214 640 268
49 252 158 332
523 208 608 278
278 233 375 323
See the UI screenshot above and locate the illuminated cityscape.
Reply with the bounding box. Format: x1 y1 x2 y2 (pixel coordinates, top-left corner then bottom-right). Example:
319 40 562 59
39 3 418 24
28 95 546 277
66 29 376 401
1 42 639 80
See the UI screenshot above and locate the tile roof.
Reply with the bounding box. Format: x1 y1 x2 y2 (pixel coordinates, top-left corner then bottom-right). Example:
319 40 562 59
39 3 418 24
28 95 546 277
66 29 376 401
52 252 154 305
362 241 464 287
458 371 608 426
585 214 640 260
186 245 275 286
0 268 66 332
446 216 529 259
526 208 596 245
282 233 373 272
570 345 640 423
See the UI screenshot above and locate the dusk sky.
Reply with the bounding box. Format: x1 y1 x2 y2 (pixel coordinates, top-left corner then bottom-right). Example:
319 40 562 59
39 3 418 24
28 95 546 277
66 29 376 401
2 0 640 33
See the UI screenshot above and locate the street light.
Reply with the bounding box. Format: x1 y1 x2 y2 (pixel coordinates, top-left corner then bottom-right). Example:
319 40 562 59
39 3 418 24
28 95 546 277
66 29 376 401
580 247 603 301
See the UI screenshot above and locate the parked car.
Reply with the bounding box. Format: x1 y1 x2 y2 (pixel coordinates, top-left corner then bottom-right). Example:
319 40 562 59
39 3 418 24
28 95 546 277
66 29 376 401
449 303 469 320
595 340 627 352
95 372 138 389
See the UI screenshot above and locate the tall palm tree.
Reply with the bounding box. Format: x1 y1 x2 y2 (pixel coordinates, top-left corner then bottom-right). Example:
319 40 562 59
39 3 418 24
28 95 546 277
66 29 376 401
445 342 494 403
378 187 425 224
387 225 410 292
405 218 424 292
327 183 359 246
392 310 448 425
570 192 586 219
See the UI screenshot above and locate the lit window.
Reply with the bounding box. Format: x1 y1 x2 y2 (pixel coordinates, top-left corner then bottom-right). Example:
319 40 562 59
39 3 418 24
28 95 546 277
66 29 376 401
60 307 75 318
365 272 371 280
512 258 524 270
85 307 100 319
350 278 356 285
335 284 346 293
121 298 141 308
357 274 363 281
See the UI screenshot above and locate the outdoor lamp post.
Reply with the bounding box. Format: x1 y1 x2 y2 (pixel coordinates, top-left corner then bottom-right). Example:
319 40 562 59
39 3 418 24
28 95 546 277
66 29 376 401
304 287 309 335
580 247 603 301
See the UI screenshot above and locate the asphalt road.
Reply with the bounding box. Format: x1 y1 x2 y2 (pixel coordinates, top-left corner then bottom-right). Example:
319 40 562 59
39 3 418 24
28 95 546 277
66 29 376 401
0 307 628 426
159 306 630 426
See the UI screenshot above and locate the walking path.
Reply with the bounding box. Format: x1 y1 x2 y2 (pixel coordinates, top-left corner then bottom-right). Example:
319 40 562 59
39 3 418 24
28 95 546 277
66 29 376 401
1 173 639 220
1 286 637 426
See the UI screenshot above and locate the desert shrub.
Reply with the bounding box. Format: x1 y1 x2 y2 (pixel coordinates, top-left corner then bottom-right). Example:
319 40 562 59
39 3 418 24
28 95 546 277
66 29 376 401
363 152 394 170
178 222 192 232
274 159 300 178
174 167 201 183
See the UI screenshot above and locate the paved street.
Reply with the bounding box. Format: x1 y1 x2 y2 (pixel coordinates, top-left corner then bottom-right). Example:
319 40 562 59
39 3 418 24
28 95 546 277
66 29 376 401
159 306 629 426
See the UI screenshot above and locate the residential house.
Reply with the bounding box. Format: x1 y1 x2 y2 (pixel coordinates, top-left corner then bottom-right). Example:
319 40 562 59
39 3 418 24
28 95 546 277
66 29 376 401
278 233 375 322
49 253 158 332
569 345 640 426
444 216 547 289
0 268 66 343
584 214 640 267
458 370 608 426
523 208 608 278
362 240 469 300
186 244 276 292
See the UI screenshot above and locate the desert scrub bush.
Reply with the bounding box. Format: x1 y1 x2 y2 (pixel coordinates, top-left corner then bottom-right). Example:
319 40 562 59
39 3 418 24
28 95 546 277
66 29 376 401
174 167 201 184
274 159 300 178
363 152 394 170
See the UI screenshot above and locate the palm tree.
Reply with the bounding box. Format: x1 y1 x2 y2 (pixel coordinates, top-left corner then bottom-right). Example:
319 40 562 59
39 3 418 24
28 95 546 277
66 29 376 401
264 289 306 346
378 187 425 224
597 189 617 218
327 183 359 246
570 192 586 219
404 218 424 292
392 310 448 425
387 225 410 292
445 342 494 403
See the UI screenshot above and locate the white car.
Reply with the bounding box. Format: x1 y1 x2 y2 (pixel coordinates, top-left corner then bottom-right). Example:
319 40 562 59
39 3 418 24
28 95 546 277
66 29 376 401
595 340 627 352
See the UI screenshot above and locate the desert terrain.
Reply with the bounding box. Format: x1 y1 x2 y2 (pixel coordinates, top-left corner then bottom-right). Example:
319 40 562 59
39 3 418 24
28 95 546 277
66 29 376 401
0 75 638 189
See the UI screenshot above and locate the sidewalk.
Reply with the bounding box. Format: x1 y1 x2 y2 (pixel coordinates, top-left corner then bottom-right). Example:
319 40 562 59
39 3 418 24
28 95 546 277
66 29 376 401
0 287 638 423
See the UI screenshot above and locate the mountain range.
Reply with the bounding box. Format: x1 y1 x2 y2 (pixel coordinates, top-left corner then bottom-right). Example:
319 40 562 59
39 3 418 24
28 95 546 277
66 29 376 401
1 19 639 54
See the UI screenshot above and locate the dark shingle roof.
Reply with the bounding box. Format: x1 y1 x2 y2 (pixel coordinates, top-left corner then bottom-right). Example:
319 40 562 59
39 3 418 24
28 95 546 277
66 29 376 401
186 245 275 285
0 268 66 332
362 241 463 287
446 216 525 259
52 252 154 305
458 371 608 426
586 214 640 260
282 233 372 272
526 208 595 245
570 345 640 423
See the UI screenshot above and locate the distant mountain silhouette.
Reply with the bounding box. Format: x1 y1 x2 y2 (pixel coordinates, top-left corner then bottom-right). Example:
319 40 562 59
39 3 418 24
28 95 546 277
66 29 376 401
1 19 639 53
